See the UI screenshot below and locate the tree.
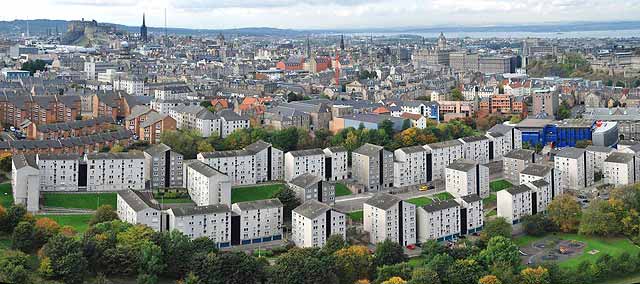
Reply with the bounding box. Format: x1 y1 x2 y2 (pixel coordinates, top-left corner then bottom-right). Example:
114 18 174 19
375 263 413 284
42 233 88 284
480 217 512 243
0 250 30 284
2 205 27 233
378 119 395 139
0 154 12 172
334 245 373 284
179 272 200 284
408 267 440 284
425 253 454 279
34 217 60 248
401 119 412 131
479 236 520 267
12 221 35 252
137 243 165 284
200 101 213 108
520 267 550 284
21 59 47 75
478 275 502 284
89 205 119 225
381 277 406 284
273 187 301 222
557 102 571 120
547 194 581 232
109 144 125 153
522 214 555 236
374 239 407 267
271 127 300 152
322 234 347 255
270 248 338 284
579 199 621 236
451 88 464 101
447 259 485 284
196 140 214 153
191 251 266 284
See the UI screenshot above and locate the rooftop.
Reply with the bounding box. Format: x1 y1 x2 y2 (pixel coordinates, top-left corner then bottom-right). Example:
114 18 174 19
364 193 401 210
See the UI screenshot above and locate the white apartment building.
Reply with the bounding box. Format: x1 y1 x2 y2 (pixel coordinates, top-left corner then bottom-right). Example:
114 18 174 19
554 147 595 192
497 184 532 224
456 195 483 235
144 143 184 188
486 124 523 160
445 159 490 198
154 85 195 100
11 154 40 212
502 149 535 184
323 146 349 181
113 77 145 96
231 198 283 245
151 99 200 114
423 140 464 181
416 199 461 242
586 145 614 173
352 143 394 191
519 164 557 197
459 136 490 164
284 148 326 182
393 146 428 188
218 109 251 138
169 105 220 137
86 152 146 191
528 179 552 214
363 193 416 246
604 152 637 186
198 140 284 186
37 154 80 191
116 189 162 231
291 200 346 248
288 173 336 205
166 205 232 247
183 160 232 207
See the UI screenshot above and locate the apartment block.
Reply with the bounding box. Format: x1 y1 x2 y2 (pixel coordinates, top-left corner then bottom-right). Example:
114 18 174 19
37 154 81 191
554 147 595 192
528 180 552 214
231 199 283 245
502 149 535 184
323 146 349 181
519 164 558 196
291 200 346 248
288 173 336 205
363 193 416 246
284 148 326 182
11 154 40 212
198 140 284 186
423 140 464 181
497 184 532 224
586 145 614 173
116 189 162 231
183 160 232 207
445 159 490 198
352 143 394 191
416 200 461 242
458 136 490 164
486 124 522 161
393 146 428 187
86 152 146 191
456 195 483 235
144 143 184 188
166 205 232 247
604 152 637 186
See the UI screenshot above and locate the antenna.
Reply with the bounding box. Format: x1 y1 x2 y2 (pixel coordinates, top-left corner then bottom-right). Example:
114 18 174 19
164 8 168 38
26 17 30 38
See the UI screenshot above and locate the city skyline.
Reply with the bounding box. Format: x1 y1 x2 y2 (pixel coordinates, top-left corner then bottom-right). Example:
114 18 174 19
3 0 640 30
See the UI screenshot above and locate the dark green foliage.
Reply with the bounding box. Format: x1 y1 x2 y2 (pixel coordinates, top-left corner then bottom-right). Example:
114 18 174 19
480 217 512 243
375 263 413 284
272 186 300 222
21 59 47 75
374 239 408 266
89 205 119 225
43 234 88 284
269 248 338 284
0 250 30 284
11 221 35 252
522 214 555 237
2 205 27 233
0 155 12 172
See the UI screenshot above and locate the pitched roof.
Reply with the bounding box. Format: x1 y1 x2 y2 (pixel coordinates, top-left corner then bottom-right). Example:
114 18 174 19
421 199 459 212
233 198 283 211
447 159 478 172
117 189 161 211
293 200 332 219
170 204 230 216
364 193 401 210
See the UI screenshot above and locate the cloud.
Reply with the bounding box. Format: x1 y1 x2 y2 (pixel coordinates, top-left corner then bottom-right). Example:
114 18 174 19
52 0 138 6
172 0 382 10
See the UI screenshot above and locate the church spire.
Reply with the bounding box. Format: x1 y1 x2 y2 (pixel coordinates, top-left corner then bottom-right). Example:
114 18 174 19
140 13 148 42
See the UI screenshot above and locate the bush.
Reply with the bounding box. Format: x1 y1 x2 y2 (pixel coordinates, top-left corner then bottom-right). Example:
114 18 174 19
522 214 555 236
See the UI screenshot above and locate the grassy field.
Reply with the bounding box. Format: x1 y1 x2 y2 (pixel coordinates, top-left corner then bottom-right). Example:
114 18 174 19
490 179 513 192
483 193 497 208
43 192 117 210
231 183 284 204
433 192 454 200
348 211 363 222
0 183 12 208
515 233 640 269
335 183 352 197
407 197 433 206
37 214 93 233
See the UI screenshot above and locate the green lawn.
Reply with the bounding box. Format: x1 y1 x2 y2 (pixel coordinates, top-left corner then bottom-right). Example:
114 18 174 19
231 183 284 204
515 233 640 269
485 208 497 217
335 183 352 197
483 193 497 208
407 256 426 267
36 214 93 233
348 211 363 222
0 183 12 208
433 192 454 201
490 179 513 192
406 197 433 206
43 193 117 210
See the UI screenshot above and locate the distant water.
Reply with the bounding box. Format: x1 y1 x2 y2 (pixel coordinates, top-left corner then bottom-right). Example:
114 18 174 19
357 29 640 39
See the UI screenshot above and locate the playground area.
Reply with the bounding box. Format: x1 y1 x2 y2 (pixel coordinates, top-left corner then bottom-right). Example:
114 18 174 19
520 236 587 266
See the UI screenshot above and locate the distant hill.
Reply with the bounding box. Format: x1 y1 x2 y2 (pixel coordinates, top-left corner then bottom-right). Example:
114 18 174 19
1 19 639 37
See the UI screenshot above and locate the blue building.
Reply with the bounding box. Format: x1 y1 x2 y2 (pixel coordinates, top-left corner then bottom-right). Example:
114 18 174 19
517 119 597 148
2 70 30 81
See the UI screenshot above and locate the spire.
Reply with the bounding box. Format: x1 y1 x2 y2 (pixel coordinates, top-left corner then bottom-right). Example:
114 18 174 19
340 34 345 51
306 35 311 58
142 13 146 27
140 13 148 42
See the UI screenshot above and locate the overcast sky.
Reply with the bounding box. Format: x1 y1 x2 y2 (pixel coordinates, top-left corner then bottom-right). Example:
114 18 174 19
2 0 640 29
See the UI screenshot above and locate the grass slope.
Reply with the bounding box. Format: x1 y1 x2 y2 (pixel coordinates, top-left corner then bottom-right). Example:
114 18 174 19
335 183 352 197
348 211 363 222
0 183 12 208
490 179 513 192
406 197 433 206
231 184 284 204
43 193 117 210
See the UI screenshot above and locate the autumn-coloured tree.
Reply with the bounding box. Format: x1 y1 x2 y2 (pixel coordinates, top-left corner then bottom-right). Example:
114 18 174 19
334 245 373 284
547 194 581 232
381 276 407 284
478 275 502 284
34 217 61 247
520 267 550 284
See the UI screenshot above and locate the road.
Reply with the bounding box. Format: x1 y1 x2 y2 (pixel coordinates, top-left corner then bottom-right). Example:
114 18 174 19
334 180 446 213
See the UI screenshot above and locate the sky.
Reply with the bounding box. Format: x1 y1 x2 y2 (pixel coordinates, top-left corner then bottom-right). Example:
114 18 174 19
2 0 640 30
